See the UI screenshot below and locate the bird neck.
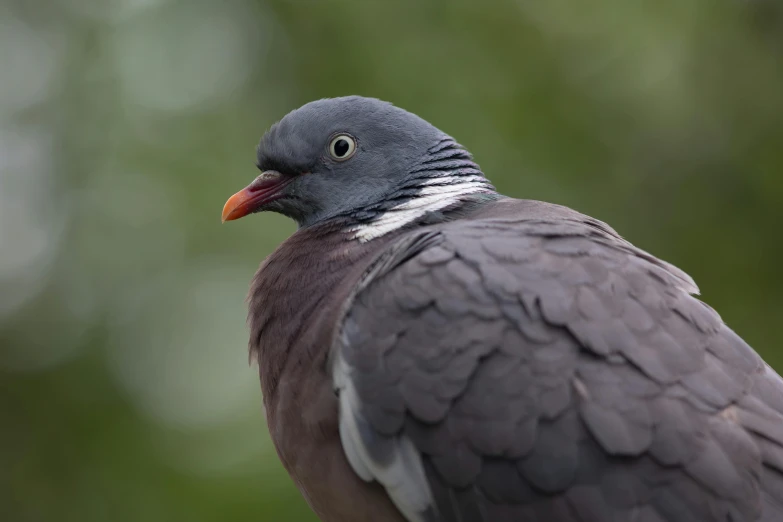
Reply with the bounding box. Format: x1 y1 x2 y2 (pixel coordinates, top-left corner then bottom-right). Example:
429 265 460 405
344 137 498 242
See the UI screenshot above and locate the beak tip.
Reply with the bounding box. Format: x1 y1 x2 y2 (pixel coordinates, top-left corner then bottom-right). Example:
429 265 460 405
221 196 242 223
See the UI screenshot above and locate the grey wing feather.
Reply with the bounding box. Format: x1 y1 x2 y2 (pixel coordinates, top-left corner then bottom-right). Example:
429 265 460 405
334 353 438 522
332 216 783 522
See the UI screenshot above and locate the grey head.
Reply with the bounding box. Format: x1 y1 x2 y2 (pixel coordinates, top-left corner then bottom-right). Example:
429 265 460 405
222 96 495 236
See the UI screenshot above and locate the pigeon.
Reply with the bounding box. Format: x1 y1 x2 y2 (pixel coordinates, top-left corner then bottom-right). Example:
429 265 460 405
222 96 783 522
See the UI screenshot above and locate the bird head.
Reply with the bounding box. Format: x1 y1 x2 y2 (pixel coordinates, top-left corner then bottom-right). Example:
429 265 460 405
222 96 493 232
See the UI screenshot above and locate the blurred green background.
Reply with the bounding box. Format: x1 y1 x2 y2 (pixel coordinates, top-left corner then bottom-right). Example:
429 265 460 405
1 0 782 520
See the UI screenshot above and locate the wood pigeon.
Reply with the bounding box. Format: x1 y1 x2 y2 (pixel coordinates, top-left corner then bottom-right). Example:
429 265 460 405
221 96 783 522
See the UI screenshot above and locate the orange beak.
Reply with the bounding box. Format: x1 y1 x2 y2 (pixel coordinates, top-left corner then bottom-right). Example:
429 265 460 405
221 171 291 222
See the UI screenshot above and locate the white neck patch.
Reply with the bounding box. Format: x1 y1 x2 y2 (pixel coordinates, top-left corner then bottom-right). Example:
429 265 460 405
348 175 494 242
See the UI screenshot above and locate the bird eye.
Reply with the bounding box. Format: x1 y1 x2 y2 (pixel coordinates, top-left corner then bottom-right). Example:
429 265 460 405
328 134 357 161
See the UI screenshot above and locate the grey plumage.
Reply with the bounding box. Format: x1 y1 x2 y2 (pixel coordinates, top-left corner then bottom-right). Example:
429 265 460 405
221 96 783 522
334 212 783 521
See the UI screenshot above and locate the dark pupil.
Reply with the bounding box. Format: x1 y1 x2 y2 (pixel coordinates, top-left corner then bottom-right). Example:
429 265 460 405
334 139 350 157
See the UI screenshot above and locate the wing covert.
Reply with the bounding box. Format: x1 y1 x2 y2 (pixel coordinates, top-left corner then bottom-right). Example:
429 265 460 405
332 218 783 522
